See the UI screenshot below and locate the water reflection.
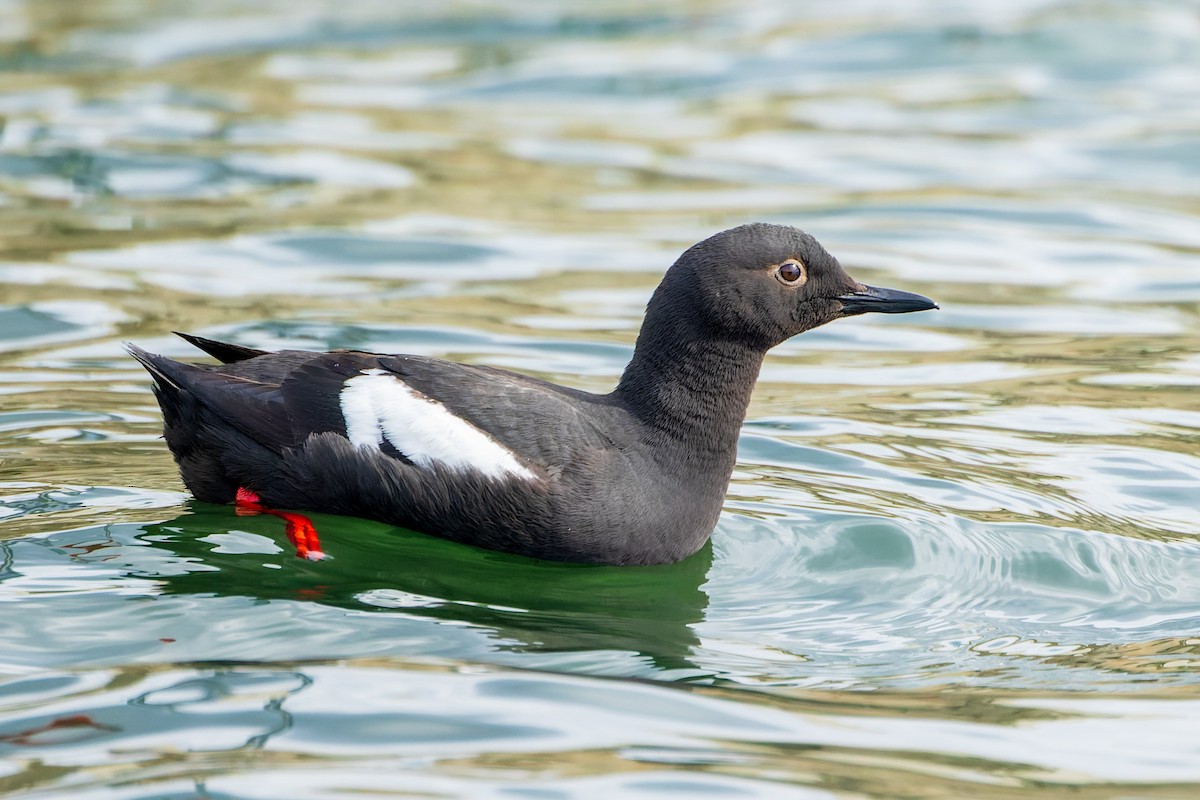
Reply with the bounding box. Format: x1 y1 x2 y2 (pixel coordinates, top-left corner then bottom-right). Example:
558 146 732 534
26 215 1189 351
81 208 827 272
165 504 712 676
4 658 1200 798
0 502 712 679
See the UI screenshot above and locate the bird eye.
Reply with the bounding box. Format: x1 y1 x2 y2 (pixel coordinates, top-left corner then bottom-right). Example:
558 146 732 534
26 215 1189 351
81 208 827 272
777 261 804 284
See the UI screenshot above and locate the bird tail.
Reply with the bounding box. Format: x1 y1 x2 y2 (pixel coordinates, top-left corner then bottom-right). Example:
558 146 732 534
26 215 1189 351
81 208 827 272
172 332 268 364
124 343 184 392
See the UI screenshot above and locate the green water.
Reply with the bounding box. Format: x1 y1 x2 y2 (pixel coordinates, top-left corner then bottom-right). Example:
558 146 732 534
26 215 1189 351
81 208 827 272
2 0 1200 796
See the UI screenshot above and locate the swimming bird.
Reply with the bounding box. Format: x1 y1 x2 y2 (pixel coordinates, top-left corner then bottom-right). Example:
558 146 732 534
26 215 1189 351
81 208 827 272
127 223 936 565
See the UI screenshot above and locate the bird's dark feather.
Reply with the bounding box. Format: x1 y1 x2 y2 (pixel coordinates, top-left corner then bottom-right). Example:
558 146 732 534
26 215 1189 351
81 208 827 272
127 223 938 564
172 332 269 364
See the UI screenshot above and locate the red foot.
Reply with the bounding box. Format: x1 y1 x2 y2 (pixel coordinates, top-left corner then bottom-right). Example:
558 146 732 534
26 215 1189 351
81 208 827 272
235 486 262 509
234 487 328 560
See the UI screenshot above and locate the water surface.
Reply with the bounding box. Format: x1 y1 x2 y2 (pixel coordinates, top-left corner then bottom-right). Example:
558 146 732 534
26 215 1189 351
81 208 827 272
2 1 1200 797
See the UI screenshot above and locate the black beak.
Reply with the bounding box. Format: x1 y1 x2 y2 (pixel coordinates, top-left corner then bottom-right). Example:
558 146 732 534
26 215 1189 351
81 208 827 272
837 285 938 316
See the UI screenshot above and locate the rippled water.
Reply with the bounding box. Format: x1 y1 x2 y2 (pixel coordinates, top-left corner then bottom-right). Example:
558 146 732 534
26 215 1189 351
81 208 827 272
2 0 1200 796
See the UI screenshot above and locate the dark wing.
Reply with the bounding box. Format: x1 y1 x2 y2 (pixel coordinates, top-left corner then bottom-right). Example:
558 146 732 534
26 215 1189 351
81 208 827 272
381 354 618 464
277 351 383 441
132 342 617 471
279 352 618 469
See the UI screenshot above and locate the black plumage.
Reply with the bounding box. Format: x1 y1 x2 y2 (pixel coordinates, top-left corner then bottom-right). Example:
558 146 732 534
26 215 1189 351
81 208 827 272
128 223 936 565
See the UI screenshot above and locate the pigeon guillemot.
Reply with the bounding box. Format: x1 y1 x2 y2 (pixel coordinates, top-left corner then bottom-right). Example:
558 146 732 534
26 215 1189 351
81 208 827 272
127 223 936 565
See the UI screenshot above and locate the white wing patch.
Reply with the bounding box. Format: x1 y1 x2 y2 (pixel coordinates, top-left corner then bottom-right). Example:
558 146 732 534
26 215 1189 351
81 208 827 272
339 368 536 481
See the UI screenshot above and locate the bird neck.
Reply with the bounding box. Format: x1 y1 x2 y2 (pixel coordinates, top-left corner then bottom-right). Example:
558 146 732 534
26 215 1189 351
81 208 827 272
615 310 766 455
